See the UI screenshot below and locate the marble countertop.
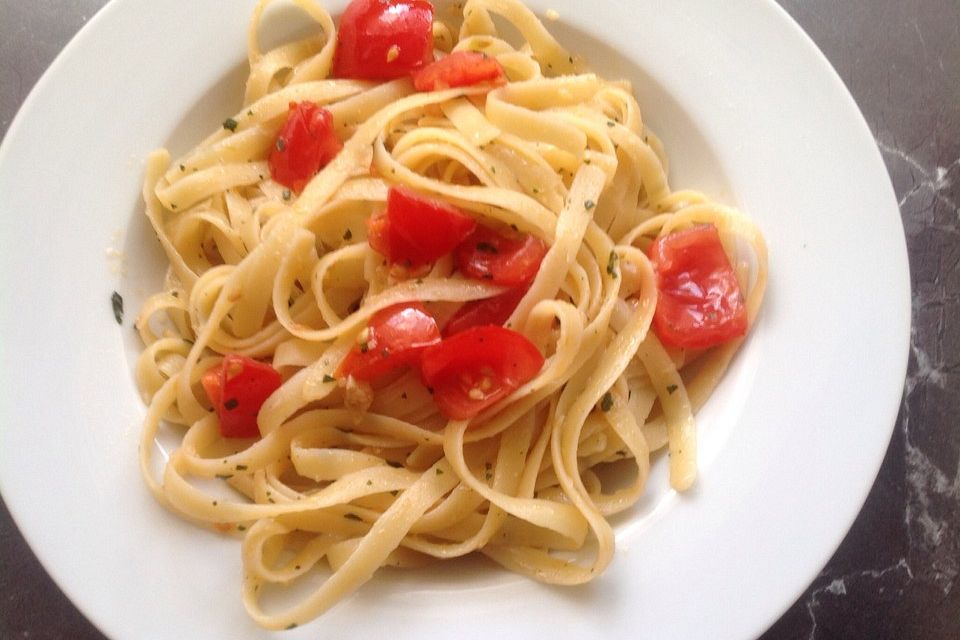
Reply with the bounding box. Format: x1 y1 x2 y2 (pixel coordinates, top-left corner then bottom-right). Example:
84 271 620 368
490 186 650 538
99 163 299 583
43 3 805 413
1 0 957 638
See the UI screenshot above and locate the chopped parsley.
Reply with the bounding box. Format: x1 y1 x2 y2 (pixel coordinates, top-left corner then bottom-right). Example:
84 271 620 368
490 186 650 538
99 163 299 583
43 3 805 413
606 250 619 278
600 392 614 412
435 468 444 475
222 117 238 132
110 291 124 324
224 398 239 410
275 137 286 152
584 199 595 210
322 374 336 383
282 189 291 201
666 384 679 395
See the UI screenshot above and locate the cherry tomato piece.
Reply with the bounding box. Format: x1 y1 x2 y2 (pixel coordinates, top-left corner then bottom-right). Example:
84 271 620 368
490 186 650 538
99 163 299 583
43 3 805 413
367 187 477 267
412 51 507 91
648 224 747 349
337 302 441 381
454 225 548 286
442 286 528 336
268 102 343 193
333 0 434 80
420 326 545 420
201 355 282 439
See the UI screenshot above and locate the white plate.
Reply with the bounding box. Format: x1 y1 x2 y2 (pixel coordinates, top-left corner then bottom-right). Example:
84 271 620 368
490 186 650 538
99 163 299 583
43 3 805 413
0 0 909 638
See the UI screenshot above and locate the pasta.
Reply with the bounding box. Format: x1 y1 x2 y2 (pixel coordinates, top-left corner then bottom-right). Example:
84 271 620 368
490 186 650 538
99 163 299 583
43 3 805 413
134 0 767 629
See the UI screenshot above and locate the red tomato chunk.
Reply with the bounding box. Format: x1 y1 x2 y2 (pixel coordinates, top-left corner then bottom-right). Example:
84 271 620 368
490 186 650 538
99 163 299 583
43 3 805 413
367 187 477 266
201 355 282 439
648 224 747 349
454 226 548 286
420 326 545 420
333 0 434 80
443 286 528 336
337 302 442 381
412 51 507 91
268 102 342 193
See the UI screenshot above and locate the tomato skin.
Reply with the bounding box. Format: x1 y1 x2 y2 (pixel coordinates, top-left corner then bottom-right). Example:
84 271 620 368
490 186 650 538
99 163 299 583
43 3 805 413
333 0 434 80
420 326 545 420
454 226 548 286
337 302 442 381
268 102 343 193
201 355 282 439
412 51 507 91
367 187 477 267
442 286 528 336
648 224 747 349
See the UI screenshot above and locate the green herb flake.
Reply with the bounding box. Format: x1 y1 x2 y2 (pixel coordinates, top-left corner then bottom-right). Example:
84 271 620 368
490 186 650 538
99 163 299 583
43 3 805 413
247 109 254 116
343 228 353 240
323 374 336 383
359 342 369 353
435 468 444 475
222 117 238 132
366 480 373 486
285 623 298 630
178 164 186 172
224 398 239 410
607 120 615 127
600 392 614 412
282 189 291 201
275 137 286 152
584 199 595 210
606 250 619 278
111 291 124 324
666 384 679 395
237 524 247 531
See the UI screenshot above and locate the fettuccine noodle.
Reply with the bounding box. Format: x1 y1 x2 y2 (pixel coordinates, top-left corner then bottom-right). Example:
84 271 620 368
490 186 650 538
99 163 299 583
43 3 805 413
135 0 767 629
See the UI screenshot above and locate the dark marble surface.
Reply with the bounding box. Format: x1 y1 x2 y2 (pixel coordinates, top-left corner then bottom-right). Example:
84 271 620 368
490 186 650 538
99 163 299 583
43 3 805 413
1 0 957 638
